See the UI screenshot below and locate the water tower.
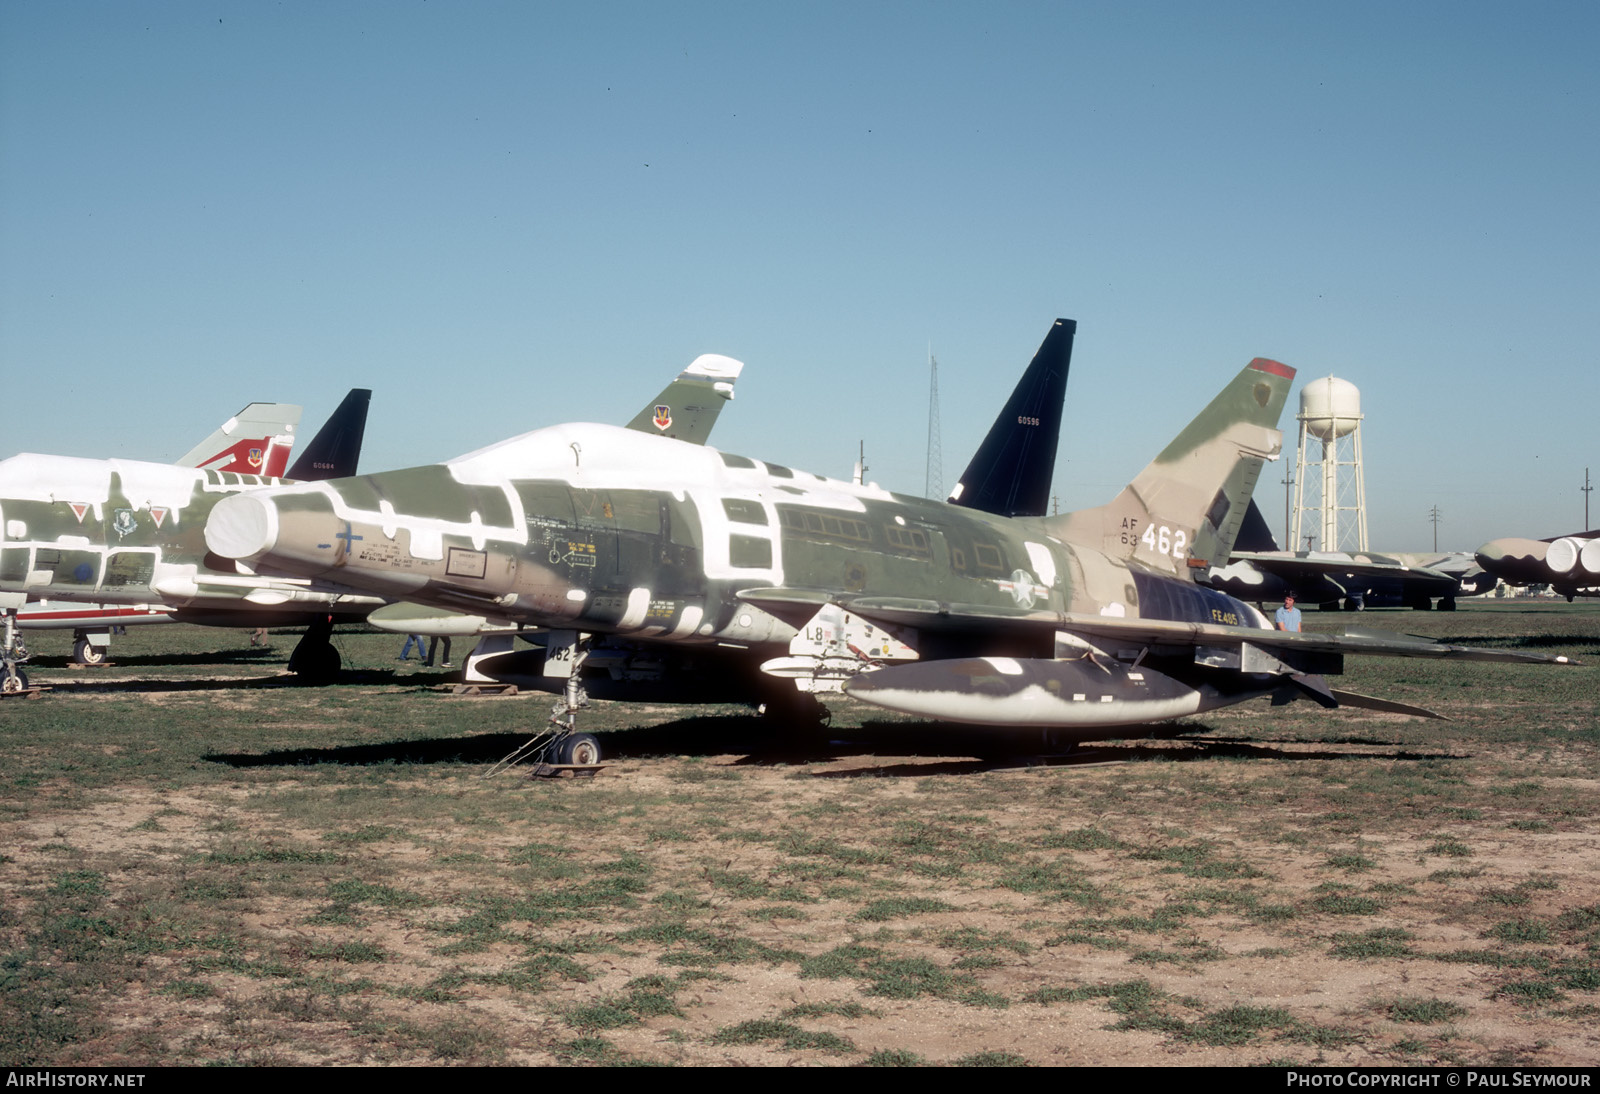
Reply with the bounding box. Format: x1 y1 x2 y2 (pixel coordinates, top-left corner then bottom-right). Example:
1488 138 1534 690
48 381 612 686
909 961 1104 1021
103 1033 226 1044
1290 376 1368 553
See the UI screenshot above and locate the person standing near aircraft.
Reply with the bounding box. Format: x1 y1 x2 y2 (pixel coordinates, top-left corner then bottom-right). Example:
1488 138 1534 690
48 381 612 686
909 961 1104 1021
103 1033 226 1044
1275 594 1302 632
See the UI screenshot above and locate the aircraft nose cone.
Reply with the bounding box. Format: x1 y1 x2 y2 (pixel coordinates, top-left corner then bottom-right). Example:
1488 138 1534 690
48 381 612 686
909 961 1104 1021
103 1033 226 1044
1474 540 1510 570
205 493 279 561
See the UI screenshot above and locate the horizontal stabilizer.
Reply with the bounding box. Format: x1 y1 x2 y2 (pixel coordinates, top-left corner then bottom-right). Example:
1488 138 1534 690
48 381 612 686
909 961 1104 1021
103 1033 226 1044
1282 673 1340 708
1326 687 1446 720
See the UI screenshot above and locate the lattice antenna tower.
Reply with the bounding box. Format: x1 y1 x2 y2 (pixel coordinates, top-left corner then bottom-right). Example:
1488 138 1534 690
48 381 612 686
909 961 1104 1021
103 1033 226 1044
924 345 944 499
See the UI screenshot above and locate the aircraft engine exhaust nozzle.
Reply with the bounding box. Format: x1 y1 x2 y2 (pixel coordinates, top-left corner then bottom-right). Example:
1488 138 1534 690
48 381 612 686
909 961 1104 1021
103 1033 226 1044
842 656 1214 728
205 493 280 562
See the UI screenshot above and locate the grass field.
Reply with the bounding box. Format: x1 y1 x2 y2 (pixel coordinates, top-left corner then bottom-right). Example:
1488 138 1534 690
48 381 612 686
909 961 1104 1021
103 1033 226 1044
2 602 1597 1066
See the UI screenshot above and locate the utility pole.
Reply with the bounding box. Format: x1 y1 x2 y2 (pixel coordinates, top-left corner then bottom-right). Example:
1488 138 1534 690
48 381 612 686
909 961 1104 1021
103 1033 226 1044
1428 505 1443 552
1281 466 1295 550
1584 468 1593 529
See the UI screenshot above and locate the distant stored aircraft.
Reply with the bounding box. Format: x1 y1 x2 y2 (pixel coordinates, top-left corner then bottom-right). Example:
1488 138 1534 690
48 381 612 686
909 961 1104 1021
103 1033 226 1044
1202 499 1497 610
1475 530 1600 600
0 391 373 688
203 320 1570 763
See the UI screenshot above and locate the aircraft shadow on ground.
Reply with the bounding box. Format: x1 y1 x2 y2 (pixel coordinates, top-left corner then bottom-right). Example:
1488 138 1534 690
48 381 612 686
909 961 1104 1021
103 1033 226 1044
35 667 458 695
204 713 1457 774
27 648 284 669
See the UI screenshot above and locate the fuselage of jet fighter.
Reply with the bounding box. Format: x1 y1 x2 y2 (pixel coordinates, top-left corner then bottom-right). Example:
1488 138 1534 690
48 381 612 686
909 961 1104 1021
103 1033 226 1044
204 341 1570 737
205 357 1300 723
0 452 382 618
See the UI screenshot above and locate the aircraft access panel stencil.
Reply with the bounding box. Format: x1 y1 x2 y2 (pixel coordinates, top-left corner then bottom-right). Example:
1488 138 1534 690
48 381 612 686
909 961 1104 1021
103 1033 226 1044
446 546 488 580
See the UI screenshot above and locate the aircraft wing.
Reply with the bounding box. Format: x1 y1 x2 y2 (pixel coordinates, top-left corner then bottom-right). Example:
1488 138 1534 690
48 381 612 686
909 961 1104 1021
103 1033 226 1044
1228 551 1462 589
817 595 1575 665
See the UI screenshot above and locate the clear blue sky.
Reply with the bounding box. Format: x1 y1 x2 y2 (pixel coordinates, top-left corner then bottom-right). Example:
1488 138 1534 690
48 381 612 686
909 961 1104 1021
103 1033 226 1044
3 1 1595 551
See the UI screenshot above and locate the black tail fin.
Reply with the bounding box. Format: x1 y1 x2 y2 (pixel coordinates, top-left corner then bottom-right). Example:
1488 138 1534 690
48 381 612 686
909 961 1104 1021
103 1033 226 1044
1233 498 1280 552
947 318 1075 518
286 389 371 481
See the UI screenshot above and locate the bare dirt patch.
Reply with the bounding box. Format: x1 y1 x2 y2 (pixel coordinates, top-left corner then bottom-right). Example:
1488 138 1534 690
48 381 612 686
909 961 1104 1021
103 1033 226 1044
3 612 1596 1065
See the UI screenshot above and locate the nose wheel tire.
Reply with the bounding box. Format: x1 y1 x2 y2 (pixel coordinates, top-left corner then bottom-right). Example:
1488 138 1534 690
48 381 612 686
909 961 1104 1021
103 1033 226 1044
557 733 601 767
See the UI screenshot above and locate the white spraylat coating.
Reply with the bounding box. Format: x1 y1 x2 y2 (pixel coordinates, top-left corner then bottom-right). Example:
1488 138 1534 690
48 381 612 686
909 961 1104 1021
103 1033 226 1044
204 493 280 560
1580 538 1600 576
681 354 744 381
1546 537 1581 574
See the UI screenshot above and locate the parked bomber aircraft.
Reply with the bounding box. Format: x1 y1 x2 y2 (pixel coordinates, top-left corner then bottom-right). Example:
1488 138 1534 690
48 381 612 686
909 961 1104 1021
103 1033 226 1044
0 390 374 688
1203 500 1496 611
1476 530 1600 600
202 319 1571 761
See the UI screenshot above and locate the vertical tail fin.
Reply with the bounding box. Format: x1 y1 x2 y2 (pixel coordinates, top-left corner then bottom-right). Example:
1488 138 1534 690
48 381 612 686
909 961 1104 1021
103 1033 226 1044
625 354 744 445
175 403 302 477
286 389 371 481
1232 498 1281 552
1051 358 1295 580
948 319 1075 518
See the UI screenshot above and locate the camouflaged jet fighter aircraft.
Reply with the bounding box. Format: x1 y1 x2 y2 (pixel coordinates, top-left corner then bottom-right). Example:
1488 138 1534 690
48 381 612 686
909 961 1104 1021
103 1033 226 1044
0 390 373 689
201 319 1571 763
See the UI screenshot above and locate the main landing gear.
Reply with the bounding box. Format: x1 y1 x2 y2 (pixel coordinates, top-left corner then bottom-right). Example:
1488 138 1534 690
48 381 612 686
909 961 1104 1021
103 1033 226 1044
2 608 30 693
287 615 342 681
72 631 108 666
